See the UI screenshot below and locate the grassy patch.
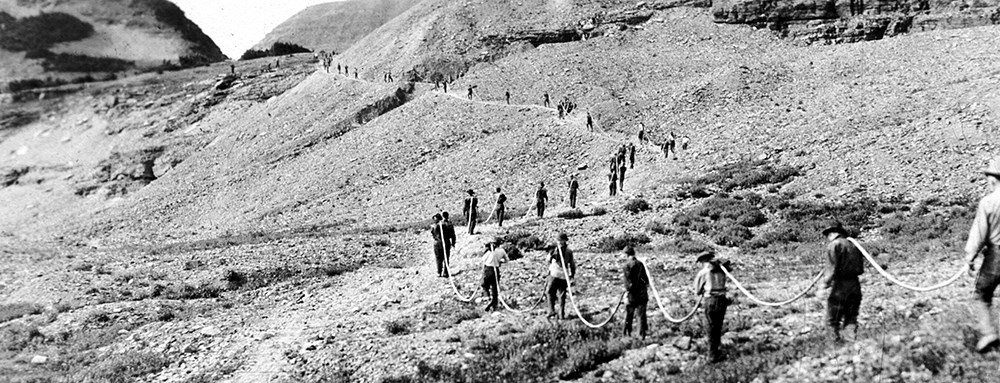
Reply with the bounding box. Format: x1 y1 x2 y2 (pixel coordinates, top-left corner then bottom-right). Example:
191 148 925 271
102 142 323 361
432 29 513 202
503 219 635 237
593 233 651 253
385 319 413 336
385 325 632 382
672 160 799 198
557 209 586 219
0 303 44 323
590 207 608 216
77 351 169 383
624 198 651 214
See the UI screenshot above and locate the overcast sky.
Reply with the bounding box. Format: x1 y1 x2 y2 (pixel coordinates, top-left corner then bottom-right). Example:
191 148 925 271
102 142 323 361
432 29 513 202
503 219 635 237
173 0 337 59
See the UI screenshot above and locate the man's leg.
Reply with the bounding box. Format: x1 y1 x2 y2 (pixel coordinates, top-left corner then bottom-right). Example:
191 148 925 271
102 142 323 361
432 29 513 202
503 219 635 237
844 291 862 340
973 270 1000 352
443 246 451 277
546 277 558 317
435 244 445 277
489 268 499 311
827 294 844 342
639 303 648 339
624 304 635 336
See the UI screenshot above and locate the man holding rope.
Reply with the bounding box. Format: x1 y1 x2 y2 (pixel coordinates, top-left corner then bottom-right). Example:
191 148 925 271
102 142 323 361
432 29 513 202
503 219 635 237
493 187 508 227
695 251 730 363
622 246 649 339
822 222 864 344
966 157 1000 353
430 214 448 278
547 233 576 319
481 239 509 312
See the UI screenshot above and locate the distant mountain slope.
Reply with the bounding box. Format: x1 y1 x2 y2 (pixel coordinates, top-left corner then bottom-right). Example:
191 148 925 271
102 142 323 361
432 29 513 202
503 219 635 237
253 0 421 54
0 0 226 87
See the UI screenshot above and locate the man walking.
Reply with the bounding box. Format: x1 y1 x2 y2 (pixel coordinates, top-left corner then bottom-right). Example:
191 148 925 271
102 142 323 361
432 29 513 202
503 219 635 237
823 222 864 343
622 246 649 339
629 143 636 169
547 233 576 319
442 211 457 263
463 189 479 235
587 112 594 130
536 182 548 218
493 187 507 227
966 156 1000 353
568 175 579 209
695 251 730 363
609 173 617 197
430 214 448 277
481 240 509 312
505 90 511 105
544 92 550 108
467 85 474 100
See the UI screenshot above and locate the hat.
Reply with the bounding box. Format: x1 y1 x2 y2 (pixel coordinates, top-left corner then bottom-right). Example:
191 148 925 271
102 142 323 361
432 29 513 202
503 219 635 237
821 221 848 236
467 189 475 195
622 246 635 256
432 214 442 221
695 251 715 263
557 232 568 241
985 156 1000 178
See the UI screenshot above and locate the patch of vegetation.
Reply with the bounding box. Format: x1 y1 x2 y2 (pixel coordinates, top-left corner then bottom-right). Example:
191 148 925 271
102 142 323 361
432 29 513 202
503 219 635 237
673 160 799 199
557 209 585 219
0 12 94 51
25 50 134 73
593 233 651 253
672 195 767 247
0 303 44 323
79 351 169 383
385 319 413 336
0 323 43 352
385 325 631 382
590 206 608 216
240 41 311 60
661 235 716 255
623 198 651 214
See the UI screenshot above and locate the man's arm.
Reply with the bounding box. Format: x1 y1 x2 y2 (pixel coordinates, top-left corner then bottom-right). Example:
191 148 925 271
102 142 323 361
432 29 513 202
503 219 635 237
824 243 837 288
567 249 577 278
623 263 632 291
695 271 705 296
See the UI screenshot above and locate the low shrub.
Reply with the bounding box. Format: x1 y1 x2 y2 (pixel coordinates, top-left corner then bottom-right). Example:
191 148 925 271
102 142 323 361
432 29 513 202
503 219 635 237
223 270 247 290
557 209 586 219
594 233 651 253
590 207 608 216
0 302 44 323
80 351 169 382
385 319 412 336
624 198 651 214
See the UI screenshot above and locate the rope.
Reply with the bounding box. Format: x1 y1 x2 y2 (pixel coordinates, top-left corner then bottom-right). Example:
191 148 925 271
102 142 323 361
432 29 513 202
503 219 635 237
439 223 475 303
557 245 626 328
482 196 500 225
847 238 966 292
720 266 823 307
638 259 703 323
493 267 545 314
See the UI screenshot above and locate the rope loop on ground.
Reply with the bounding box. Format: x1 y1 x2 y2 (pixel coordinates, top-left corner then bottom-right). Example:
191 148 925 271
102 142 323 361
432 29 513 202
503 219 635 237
493 268 545 314
720 266 823 307
439 223 475 303
557 246 625 328
847 238 966 292
638 258 703 323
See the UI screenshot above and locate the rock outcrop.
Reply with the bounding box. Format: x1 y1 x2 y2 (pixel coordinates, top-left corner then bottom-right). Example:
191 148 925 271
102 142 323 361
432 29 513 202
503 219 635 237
0 0 226 88
712 0 1000 43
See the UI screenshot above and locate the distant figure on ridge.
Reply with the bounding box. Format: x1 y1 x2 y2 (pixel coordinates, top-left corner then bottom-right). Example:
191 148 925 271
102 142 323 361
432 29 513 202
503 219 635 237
543 92 550 108
536 182 548 218
586 112 594 130
505 90 511 105
568 175 579 209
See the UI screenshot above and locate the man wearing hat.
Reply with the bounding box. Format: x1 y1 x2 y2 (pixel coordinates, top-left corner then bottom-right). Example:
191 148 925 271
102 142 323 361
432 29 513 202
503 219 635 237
621 246 649 339
822 221 864 343
463 189 479 235
536 182 549 218
481 239 509 312
547 233 576 319
694 251 730 363
965 156 1000 353
441 212 457 274
493 187 507 228
430 214 448 278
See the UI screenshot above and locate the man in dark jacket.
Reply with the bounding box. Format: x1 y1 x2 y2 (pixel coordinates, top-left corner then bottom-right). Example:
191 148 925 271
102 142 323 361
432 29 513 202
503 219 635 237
441 212 457 269
536 182 548 218
629 144 636 169
494 187 507 227
622 246 649 338
967 156 1000 353
430 214 448 277
823 222 864 343
463 189 479 235
568 176 579 209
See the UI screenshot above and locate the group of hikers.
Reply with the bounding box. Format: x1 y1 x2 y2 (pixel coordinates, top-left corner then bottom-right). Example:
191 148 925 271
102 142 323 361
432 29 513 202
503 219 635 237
608 143 636 196
427 155 1000 362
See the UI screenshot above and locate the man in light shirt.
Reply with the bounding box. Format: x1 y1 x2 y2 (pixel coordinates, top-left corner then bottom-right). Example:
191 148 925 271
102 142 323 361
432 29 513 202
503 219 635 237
481 240 509 312
694 251 730 363
966 156 1000 353
547 233 576 319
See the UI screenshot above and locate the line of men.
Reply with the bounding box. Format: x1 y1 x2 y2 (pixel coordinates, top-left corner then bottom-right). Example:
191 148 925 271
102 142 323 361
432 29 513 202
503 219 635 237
608 143 636 196
461 179 583 235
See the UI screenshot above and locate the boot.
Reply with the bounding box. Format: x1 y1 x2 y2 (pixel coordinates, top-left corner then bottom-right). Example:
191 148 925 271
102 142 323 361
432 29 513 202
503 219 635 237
972 301 1000 353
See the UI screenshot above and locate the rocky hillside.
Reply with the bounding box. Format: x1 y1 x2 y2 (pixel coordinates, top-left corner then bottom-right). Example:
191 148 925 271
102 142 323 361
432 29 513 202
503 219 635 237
0 0 226 88
713 0 1000 43
253 0 421 54
3 1 1000 383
